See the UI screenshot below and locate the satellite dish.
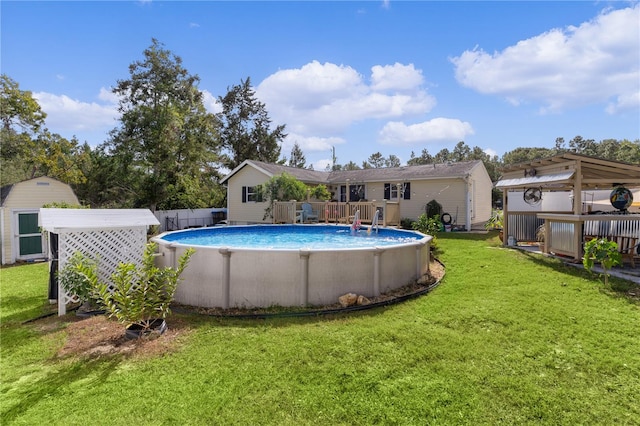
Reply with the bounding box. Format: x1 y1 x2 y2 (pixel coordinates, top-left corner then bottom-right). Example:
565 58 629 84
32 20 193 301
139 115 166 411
523 188 542 206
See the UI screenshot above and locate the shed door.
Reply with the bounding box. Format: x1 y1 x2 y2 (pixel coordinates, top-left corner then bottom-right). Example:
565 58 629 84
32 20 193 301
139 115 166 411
17 212 44 257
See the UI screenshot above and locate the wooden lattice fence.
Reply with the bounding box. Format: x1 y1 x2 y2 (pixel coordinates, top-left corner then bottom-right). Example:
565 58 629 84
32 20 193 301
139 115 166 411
57 228 147 315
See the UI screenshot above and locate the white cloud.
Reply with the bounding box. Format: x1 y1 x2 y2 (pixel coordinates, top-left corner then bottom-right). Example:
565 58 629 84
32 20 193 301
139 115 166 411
202 90 222 114
312 158 333 171
282 133 346 154
378 118 475 145
98 87 119 103
34 91 118 133
483 148 498 158
256 60 435 136
451 4 640 113
370 63 423 92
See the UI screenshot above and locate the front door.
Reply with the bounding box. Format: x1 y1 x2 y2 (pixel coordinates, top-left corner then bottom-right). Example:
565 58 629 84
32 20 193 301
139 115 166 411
16 212 44 260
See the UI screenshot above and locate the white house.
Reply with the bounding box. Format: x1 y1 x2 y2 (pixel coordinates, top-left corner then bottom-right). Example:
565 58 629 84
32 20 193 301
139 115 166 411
0 176 79 265
220 160 493 230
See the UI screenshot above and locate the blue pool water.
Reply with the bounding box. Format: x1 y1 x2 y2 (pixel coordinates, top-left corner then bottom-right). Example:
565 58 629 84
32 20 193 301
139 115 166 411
160 225 424 250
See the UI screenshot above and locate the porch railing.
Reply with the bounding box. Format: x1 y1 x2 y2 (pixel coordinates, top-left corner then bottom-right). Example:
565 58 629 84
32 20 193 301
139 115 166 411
272 200 400 226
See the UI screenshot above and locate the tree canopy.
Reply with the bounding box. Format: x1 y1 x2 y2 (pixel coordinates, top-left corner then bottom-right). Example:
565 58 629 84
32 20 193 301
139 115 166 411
103 39 221 211
0 74 88 186
287 142 306 168
218 77 286 171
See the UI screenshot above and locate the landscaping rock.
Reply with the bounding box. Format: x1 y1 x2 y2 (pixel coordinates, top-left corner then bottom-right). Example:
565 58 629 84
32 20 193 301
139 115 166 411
338 293 358 307
357 295 370 305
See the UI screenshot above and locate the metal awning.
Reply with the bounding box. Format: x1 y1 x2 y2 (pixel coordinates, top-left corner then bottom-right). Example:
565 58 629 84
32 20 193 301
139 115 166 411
495 171 575 189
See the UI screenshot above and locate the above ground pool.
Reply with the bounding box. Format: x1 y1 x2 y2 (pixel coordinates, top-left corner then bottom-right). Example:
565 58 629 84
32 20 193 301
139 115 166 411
159 224 423 250
153 224 432 309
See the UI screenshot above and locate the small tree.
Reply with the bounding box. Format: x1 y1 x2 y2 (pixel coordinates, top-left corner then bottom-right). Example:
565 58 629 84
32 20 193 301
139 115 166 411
582 238 622 286
256 173 330 220
309 184 331 201
79 242 194 334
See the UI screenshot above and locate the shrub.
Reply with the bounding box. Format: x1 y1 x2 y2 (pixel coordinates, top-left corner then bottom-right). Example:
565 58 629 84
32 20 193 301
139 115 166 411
78 242 194 333
58 252 100 306
412 213 442 249
484 209 504 230
400 218 415 230
582 238 622 286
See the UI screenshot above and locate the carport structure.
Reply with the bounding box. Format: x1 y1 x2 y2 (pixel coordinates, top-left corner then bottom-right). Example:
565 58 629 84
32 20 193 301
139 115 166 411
495 153 640 261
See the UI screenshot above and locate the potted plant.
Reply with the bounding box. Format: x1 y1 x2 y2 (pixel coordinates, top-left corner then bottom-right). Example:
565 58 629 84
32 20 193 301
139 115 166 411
484 209 504 241
58 252 104 317
582 238 622 286
78 242 194 338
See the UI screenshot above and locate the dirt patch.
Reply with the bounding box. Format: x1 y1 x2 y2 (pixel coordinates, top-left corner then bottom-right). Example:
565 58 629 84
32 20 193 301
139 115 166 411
50 315 191 360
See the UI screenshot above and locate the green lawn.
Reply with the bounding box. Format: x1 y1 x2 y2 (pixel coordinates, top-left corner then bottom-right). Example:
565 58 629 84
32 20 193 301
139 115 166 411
1 232 639 425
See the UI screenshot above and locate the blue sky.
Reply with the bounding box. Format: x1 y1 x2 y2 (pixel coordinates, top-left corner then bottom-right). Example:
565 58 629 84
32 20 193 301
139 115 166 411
2 1 639 170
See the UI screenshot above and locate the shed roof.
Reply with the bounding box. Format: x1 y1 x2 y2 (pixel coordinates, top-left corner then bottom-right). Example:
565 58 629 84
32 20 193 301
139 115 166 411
39 208 160 233
496 153 640 190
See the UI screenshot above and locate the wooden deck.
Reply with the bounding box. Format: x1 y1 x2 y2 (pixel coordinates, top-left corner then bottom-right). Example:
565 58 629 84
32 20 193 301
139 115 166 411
272 200 400 226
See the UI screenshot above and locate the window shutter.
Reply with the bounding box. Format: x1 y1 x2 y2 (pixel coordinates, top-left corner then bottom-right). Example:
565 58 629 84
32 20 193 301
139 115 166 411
384 183 390 199
403 182 411 200
242 186 246 203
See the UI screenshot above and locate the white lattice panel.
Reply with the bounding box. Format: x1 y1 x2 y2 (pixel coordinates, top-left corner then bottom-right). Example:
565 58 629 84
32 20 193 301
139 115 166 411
58 228 147 312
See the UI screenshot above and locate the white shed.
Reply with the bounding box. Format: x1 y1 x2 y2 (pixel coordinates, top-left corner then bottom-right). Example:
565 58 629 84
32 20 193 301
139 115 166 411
38 208 160 316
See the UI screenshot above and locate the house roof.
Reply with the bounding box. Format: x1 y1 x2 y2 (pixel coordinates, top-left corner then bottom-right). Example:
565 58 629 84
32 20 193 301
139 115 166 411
220 160 330 184
327 161 482 183
39 208 160 233
221 159 483 185
0 183 14 207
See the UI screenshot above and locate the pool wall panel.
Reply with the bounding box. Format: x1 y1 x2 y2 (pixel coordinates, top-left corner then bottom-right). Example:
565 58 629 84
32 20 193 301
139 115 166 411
153 230 432 309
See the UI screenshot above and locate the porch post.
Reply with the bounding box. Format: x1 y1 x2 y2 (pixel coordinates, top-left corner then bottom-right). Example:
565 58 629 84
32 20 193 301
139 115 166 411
502 190 509 246
346 179 350 203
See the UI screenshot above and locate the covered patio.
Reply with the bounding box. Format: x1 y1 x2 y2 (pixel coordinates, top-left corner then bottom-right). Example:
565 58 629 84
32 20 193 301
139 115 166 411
495 153 640 264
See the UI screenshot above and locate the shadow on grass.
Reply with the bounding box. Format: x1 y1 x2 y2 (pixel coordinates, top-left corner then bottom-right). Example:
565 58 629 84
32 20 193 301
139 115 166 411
513 245 639 305
1 295 56 325
1 357 121 424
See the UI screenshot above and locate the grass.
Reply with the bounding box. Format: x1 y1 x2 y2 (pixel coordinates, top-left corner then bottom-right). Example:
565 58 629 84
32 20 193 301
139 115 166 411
1 232 639 425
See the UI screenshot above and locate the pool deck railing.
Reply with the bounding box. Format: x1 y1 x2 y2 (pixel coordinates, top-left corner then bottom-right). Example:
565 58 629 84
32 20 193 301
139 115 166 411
272 200 400 226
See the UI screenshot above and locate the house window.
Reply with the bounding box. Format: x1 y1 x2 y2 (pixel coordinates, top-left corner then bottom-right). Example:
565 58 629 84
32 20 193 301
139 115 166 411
340 184 365 202
242 186 262 203
384 183 411 200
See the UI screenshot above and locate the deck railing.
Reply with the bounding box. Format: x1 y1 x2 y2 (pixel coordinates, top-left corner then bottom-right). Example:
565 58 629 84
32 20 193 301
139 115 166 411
272 200 400 226
536 213 640 260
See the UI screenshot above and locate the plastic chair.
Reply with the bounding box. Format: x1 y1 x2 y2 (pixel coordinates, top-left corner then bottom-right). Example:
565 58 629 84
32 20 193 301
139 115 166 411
301 203 319 223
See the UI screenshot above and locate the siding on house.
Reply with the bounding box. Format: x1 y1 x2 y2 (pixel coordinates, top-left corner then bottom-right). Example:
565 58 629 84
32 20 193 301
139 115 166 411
223 159 493 229
226 165 272 224
0 177 79 264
